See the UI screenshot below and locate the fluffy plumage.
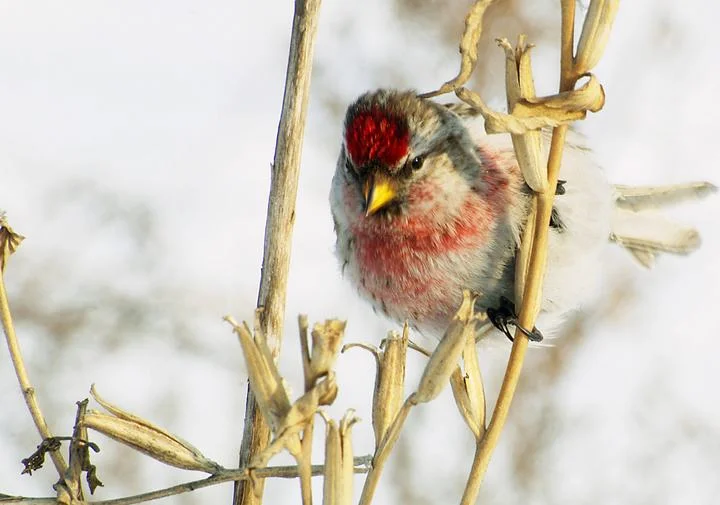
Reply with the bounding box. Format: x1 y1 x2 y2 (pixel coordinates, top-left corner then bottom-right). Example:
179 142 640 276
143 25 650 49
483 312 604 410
329 89 710 341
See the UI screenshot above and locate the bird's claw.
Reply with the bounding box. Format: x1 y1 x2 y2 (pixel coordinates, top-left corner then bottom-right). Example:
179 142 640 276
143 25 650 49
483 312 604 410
556 179 567 195
487 296 544 343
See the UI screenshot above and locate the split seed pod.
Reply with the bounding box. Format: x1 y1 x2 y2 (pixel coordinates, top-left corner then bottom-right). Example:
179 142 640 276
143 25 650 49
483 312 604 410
84 385 220 473
342 324 408 449
415 291 478 404
322 411 359 505
500 37 547 193
575 0 620 75
309 319 346 384
227 314 292 432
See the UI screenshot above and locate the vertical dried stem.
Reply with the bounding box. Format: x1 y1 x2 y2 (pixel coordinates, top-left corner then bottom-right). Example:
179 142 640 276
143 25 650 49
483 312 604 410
298 418 314 505
0 263 69 481
358 395 417 505
64 400 91 501
233 0 323 504
459 2 577 503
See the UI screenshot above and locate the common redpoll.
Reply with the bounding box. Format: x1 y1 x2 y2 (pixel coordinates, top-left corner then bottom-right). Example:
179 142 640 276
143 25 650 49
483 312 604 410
329 89 714 341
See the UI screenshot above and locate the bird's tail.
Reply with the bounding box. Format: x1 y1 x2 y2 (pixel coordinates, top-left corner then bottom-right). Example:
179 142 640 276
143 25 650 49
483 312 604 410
610 181 717 268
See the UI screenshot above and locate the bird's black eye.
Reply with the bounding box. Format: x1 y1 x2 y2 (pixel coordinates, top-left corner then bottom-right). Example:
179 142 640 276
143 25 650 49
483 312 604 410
410 156 424 170
345 157 355 173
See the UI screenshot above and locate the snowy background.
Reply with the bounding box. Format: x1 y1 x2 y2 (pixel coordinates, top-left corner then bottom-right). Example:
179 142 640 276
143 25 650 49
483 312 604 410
1 1 719 504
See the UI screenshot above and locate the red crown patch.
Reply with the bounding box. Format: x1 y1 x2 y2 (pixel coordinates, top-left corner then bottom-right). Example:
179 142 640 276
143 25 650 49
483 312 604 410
345 107 409 168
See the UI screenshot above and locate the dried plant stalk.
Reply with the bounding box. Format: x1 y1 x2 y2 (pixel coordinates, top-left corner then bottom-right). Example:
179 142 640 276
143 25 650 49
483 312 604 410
420 0 497 98
0 216 69 483
358 293 480 505
449 322 487 440
358 395 415 505
460 1 618 503
234 0 323 504
10 457 372 505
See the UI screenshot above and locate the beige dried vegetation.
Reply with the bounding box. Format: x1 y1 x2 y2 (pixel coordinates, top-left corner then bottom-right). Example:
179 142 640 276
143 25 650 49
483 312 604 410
2 2 663 505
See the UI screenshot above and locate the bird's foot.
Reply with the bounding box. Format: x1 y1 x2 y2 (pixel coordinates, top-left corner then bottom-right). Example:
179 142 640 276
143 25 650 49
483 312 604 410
556 179 567 195
486 296 544 343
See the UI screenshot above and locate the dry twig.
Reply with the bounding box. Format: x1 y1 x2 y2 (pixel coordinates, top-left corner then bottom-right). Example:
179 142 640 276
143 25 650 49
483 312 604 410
2 457 373 505
233 0 323 504
457 2 618 503
0 215 70 490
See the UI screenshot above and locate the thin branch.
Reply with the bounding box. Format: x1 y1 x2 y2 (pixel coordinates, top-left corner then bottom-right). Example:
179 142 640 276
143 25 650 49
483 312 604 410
234 0 323 504
419 0 497 98
1 457 373 505
459 2 578 503
0 246 69 480
358 395 416 505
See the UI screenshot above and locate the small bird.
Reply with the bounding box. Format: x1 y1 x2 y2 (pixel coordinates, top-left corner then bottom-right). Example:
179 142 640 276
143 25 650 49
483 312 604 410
329 89 714 341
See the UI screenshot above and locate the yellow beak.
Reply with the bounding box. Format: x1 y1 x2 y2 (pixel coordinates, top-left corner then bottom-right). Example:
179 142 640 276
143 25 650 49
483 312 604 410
363 174 397 216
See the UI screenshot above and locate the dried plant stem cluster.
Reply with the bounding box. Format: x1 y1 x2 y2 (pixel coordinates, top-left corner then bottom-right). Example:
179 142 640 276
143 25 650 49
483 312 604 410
430 1 619 502
1 1 623 505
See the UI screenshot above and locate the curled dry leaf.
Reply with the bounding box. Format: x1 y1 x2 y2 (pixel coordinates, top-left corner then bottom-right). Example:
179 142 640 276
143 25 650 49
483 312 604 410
575 0 620 75
0 212 25 271
456 72 605 141
455 87 579 135
513 73 606 119
85 386 221 473
415 291 478 404
499 36 547 192
419 0 496 98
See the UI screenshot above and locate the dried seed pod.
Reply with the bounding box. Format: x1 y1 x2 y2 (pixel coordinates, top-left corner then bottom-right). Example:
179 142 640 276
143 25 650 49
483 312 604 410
323 418 341 505
340 411 359 504
309 319 346 382
373 326 408 447
499 37 547 193
0 212 25 270
575 0 620 75
85 387 220 473
226 315 292 432
415 291 478 404
449 329 486 440
343 325 408 449
322 411 359 505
